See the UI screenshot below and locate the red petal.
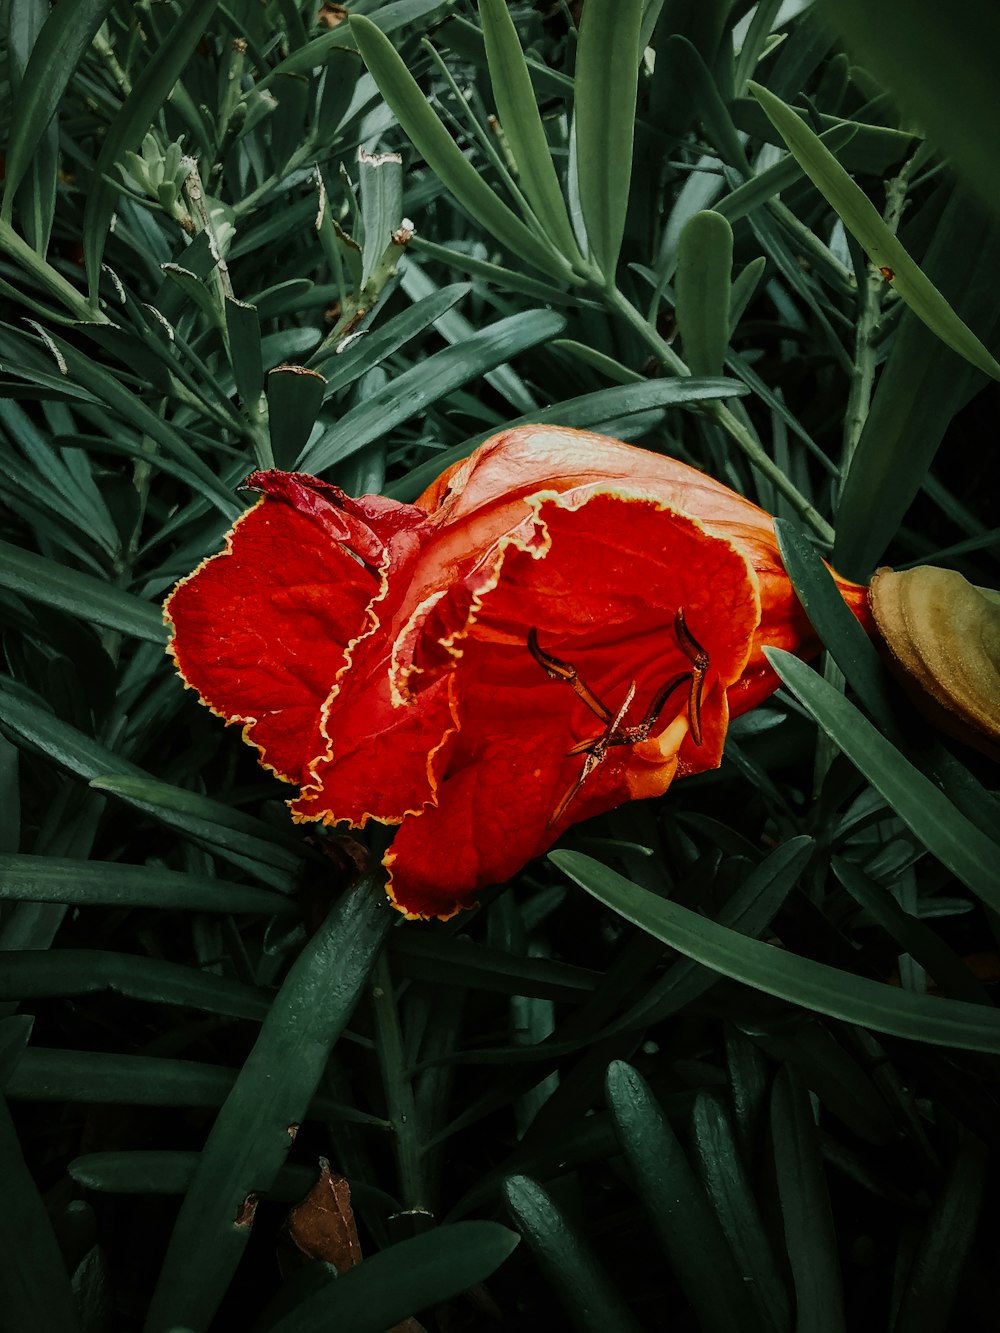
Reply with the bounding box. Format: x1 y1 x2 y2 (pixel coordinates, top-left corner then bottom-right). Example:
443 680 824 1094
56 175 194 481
383 488 760 918
165 476 430 787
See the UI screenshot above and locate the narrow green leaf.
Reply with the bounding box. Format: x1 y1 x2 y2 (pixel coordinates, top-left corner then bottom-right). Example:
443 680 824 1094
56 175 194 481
551 339 645 385
676 210 734 378
765 649 1000 912
0 950 271 1022
479 0 584 266
606 1063 764 1333
0 855 289 915
350 15 577 283
824 0 1000 223
267 365 327 469
0 686 143 784
728 256 767 333
144 878 392 1333
503 1174 643 1333
664 35 749 174
716 124 857 223
892 1131 988 1333
618 837 814 1030
573 0 645 280
268 1222 519 1333
357 147 403 285
0 539 167 643
408 234 587 307
32 333 240 519
68 1152 343 1203
225 297 264 406
8 0 59 255
770 1066 846 1333
311 282 469 376
691 1093 792 1333
6 1049 239 1107
552 850 1000 1054
389 932 599 1002
1 0 114 218
83 0 223 296
773 518 895 726
0 1096 81 1333
299 309 566 472
89 775 301 887
833 857 992 1008
0 219 98 322
261 0 446 81
749 81 1000 381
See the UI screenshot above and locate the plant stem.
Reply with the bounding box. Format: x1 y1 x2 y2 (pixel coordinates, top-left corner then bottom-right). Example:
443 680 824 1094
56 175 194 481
371 953 431 1217
602 284 835 542
841 153 916 476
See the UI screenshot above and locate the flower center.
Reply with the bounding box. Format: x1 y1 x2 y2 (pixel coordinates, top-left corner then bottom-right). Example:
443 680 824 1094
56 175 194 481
527 608 709 821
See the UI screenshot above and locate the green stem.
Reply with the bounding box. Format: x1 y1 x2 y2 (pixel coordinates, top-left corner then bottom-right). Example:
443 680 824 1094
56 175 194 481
371 953 430 1216
0 220 109 324
842 153 916 477
602 284 835 542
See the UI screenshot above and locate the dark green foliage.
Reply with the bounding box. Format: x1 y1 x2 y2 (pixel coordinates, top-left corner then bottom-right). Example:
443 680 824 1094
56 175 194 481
1 1 999 1330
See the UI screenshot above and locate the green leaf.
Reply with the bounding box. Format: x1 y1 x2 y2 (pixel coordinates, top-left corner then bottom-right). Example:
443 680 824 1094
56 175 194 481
0 1095 82 1333
1 0 114 221
311 282 469 376
357 147 404 285
299 309 566 472
892 1130 989 1333
0 854 289 915
675 210 734 378
823 0 1000 224
663 35 749 174
68 1151 319 1201
773 518 895 726
83 0 223 297
573 0 644 280
0 950 271 1022
715 124 857 223
267 1222 519 1333
350 15 577 284
833 857 992 1008
606 1063 764 1333
691 1093 792 1333
6 1049 239 1107
764 649 1000 912
479 0 584 267
267 365 327 469
88 775 301 888
749 81 1000 381
144 878 392 1333
389 932 599 1003
225 297 264 407
261 0 447 81
503 1174 643 1333
551 339 644 385
0 540 167 643
552 850 1000 1054
770 1066 846 1333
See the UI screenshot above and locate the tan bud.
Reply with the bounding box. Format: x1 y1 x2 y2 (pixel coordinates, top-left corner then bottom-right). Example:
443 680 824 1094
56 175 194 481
869 566 1000 752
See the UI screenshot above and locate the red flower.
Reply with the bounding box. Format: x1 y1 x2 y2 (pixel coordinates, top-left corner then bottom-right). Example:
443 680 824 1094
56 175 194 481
165 427 870 919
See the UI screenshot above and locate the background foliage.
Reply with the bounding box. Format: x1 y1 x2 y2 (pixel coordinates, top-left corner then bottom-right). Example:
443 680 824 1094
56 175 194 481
1 0 999 1329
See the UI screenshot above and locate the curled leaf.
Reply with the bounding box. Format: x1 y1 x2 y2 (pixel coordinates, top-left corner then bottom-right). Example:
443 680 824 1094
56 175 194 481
870 565 1000 752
